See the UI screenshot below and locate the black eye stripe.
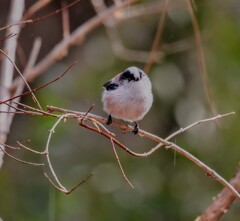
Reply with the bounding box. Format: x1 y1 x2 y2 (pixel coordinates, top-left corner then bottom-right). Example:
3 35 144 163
103 82 119 91
120 70 137 82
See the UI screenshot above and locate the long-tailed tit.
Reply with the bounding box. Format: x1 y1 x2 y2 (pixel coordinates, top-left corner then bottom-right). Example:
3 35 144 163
102 66 153 134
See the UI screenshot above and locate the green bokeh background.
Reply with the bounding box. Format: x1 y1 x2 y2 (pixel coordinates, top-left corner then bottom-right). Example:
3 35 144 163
0 0 240 220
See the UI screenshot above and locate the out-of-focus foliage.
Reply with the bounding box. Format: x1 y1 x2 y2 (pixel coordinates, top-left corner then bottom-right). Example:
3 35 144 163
0 0 240 220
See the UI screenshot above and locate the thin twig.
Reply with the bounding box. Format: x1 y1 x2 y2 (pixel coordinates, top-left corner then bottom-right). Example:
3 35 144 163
91 0 164 64
17 141 46 155
0 0 81 31
110 137 134 188
166 112 236 141
80 104 95 124
22 0 52 20
114 1 171 21
142 112 236 156
61 0 71 40
65 172 94 195
8 38 42 127
49 106 240 199
0 145 44 166
44 172 66 192
13 0 137 83
0 49 42 110
0 142 20 150
0 32 17 42
185 0 218 124
144 0 169 74
45 114 78 192
44 172 94 194
14 101 59 118
88 118 134 188
1 61 77 105
44 113 95 194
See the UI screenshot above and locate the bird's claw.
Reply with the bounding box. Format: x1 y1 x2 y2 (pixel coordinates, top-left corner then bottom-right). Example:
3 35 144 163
106 115 112 125
132 122 139 135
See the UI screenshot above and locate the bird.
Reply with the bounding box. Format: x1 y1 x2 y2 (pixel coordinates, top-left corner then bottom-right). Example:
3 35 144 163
102 66 153 134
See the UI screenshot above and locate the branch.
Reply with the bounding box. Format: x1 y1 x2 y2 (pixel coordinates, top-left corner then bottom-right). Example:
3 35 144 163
0 0 81 31
48 106 240 199
144 0 169 74
91 0 164 64
196 166 240 221
185 0 218 124
0 143 44 166
0 49 42 110
0 0 25 169
7 38 42 128
0 62 77 105
12 0 137 83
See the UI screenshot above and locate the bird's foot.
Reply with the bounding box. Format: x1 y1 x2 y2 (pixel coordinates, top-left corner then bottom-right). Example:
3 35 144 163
106 114 112 125
132 122 139 135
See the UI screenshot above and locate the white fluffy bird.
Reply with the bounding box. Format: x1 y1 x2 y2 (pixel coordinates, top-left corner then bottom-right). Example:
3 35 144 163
102 66 153 134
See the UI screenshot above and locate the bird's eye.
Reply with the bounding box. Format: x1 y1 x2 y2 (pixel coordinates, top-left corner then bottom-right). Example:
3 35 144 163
120 70 136 82
103 81 119 91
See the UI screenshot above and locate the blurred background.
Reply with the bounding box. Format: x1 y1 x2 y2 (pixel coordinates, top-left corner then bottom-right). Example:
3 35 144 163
0 0 240 220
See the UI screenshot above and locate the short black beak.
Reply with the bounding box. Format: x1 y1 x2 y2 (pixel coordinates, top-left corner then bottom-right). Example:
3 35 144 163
103 81 111 89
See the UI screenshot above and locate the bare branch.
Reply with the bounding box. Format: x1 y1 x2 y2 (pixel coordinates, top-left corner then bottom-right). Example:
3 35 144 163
1 142 20 150
45 114 78 192
144 0 169 74
110 136 134 188
61 0 71 40
0 49 42 110
16 0 137 83
65 173 94 195
44 172 94 194
8 38 42 128
0 0 25 169
0 0 81 31
0 32 17 42
0 144 44 166
49 106 240 199
89 117 134 188
22 0 52 20
196 166 240 221
17 141 46 155
165 112 236 141
1 62 77 105
91 0 164 64
185 0 219 124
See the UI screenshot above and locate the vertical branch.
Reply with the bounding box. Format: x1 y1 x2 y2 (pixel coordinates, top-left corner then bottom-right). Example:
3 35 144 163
8 38 42 127
0 0 25 168
185 0 218 121
144 0 169 74
61 0 71 40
